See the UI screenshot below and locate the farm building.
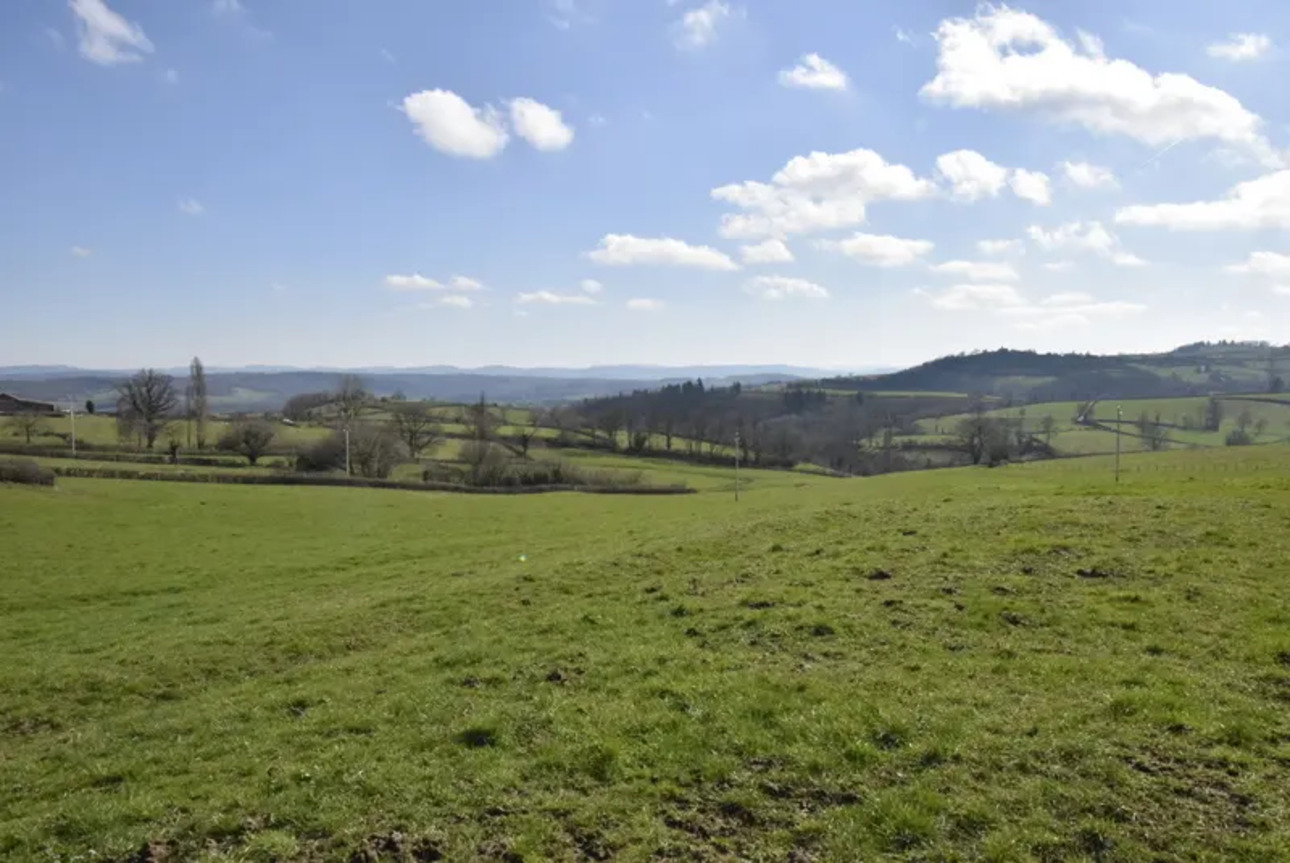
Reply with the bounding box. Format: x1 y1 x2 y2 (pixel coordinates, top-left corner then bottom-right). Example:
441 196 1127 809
0 394 57 415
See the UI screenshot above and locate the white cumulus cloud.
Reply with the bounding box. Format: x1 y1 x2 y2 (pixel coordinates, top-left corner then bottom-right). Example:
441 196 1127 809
936 149 1008 201
1115 169 1290 230
580 279 604 294
818 232 934 267
510 98 575 151
712 148 936 239
740 238 794 265
1060 160 1118 189
745 276 829 300
1009 169 1052 205
1207 33 1271 61
402 89 509 159
439 295 473 309
920 5 1280 166
626 298 664 311
71 0 153 65
929 260 1019 281
778 54 848 90
587 234 739 270
517 290 597 305
673 0 737 50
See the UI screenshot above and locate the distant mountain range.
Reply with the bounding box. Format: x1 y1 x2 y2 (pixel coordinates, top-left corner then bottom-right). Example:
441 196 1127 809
7 342 1281 412
0 363 862 381
0 364 883 411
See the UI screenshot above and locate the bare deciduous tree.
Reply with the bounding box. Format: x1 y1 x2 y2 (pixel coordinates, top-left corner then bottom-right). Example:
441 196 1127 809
349 422 402 478
218 419 277 465
6 410 48 444
1137 411 1167 451
1039 414 1056 444
116 369 179 449
513 409 543 457
596 409 624 450
1204 396 1224 432
390 402 442 458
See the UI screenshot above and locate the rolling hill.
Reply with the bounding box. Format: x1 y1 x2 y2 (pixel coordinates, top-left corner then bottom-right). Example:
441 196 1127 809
823 342 1288 402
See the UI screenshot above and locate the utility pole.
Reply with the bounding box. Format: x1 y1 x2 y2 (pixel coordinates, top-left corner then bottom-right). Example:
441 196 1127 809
1115 404 1122 483
344 426 351 476
69 401 76 457
733 431 740 502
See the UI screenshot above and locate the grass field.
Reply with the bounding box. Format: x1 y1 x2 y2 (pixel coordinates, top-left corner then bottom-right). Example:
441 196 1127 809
4 446 1290 860
919 395 1290 453
18 415 332 450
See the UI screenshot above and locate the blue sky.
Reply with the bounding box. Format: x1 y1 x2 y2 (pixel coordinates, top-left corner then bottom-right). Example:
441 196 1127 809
1 0 1288 370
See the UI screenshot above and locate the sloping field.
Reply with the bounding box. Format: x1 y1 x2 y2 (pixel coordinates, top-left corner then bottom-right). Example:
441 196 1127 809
3 447 1290 860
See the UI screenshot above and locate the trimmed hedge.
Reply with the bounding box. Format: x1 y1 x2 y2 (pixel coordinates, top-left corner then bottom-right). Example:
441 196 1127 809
0 445 281 468
0 458 56 486
49 466 692 495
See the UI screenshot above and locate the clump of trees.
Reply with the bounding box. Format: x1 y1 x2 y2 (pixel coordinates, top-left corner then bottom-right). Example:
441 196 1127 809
283 392 334 421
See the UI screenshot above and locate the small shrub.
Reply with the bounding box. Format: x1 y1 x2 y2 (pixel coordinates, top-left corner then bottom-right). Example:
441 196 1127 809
295 434 347 472
1225 428 1254 447
0 458 55 486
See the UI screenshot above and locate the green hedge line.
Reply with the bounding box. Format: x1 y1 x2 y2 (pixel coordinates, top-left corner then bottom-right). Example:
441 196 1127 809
49 466 693 495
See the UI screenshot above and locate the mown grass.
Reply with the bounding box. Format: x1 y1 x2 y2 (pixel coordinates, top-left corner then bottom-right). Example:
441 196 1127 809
3 447 1290 861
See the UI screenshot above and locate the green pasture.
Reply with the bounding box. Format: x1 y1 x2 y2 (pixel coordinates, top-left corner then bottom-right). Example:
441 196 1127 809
4 445 1290 859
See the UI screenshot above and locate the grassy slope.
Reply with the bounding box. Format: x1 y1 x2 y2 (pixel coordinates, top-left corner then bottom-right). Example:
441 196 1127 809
5 448 1290 860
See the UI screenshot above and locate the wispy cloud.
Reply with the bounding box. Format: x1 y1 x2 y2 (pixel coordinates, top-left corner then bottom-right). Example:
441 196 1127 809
778 54 848 90
178 197 204 216
71 0 153 66
673 1 739 50
517 290 597 305
1207 33 1271 61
